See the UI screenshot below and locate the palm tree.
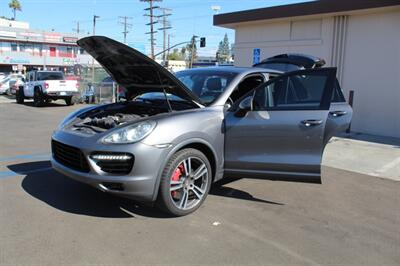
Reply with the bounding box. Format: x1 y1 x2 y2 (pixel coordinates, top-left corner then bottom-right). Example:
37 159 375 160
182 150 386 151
8 0 22 20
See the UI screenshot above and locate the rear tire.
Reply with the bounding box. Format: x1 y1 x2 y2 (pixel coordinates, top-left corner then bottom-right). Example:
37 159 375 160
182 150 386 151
157 148 212 216
65 96 74 106
16 89 24 104
33 89 44 107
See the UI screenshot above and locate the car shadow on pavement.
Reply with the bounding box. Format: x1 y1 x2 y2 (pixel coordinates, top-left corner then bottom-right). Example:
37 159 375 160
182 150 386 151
210 177 284 205
9 160 283 219
9 161 170 219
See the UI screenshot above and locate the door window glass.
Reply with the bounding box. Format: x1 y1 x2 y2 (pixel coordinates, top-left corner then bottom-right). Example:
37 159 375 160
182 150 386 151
253 72 330 110
230 75 264 103
332 79 346 102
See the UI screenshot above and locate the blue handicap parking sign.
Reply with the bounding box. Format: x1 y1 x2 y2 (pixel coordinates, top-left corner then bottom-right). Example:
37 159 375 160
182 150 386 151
253 48 261 65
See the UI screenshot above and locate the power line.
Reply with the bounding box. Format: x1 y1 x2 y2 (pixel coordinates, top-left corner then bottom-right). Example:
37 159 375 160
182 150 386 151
141 0 162 59
119 16 133 44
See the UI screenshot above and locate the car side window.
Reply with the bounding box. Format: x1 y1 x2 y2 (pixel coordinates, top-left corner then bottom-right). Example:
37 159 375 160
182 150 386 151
230 74 265 103
253 72 330 110
332 79 346 102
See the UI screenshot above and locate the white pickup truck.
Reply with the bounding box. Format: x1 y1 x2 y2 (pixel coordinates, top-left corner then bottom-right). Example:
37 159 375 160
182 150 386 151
16 70 79 107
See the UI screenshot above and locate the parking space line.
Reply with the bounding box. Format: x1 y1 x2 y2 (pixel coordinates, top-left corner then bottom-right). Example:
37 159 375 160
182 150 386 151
0 167 52 180
0 171 19 179
0 152 50 163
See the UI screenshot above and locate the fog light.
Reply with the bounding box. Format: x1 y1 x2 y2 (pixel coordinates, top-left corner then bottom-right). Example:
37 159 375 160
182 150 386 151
91 154 132 160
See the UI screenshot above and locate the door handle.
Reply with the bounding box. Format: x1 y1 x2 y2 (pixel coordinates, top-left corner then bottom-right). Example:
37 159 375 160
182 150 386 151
329 110 347 117
301 119 323 127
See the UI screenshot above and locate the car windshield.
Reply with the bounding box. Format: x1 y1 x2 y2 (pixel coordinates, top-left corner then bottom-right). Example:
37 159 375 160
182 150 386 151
175 69 238 105
36 72 64 81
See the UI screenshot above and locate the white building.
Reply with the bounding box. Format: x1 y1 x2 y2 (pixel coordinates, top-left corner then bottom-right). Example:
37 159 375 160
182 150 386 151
0 18 94 73
214 0 400 138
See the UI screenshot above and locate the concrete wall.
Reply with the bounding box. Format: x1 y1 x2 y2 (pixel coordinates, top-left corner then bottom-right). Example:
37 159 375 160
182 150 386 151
342 11 400 138
232 9 400 138
234 18 334 67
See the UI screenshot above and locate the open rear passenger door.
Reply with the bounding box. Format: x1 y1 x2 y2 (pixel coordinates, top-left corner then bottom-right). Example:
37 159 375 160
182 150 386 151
224 68 337 183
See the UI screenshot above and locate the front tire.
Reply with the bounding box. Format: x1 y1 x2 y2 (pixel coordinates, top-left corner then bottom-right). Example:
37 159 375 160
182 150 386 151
157 148 212 216
16 89 24 104
33 89 44 107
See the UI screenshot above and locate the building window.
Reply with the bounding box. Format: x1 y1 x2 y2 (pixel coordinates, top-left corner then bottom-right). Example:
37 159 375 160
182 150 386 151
79 48 85 54
20 43 33 53
34 44 43 56
11 43 18 51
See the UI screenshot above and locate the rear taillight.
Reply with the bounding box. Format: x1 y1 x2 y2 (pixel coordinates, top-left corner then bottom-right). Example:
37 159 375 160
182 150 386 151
76 82 80 89
44 82 49 89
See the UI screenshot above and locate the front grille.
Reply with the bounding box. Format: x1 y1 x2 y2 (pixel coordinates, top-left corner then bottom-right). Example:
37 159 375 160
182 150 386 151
52 140 90 173
91 152 134 175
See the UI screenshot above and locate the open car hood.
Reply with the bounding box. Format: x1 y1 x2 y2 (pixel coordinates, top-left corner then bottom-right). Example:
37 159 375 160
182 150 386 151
77 36 202 105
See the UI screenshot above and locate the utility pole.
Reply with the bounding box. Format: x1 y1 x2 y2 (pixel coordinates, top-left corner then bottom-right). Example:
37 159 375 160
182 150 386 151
73 21 80 34
119 16 133 44
92 15 100 82
167 33 171 61
189 35 198 68
141 0 161 59
157 8 172 63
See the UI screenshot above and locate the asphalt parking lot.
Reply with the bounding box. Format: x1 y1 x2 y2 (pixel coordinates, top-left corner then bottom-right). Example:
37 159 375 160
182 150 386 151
1 98 399 265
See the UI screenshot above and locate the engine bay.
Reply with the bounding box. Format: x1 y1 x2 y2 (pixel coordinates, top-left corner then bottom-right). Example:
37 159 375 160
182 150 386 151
79 113 145 129
68 99 195 134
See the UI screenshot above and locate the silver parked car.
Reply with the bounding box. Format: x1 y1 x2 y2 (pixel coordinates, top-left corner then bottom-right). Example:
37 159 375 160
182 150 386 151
51 36 352 216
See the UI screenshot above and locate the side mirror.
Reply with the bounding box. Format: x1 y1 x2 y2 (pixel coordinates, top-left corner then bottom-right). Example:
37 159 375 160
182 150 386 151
235 96 252 117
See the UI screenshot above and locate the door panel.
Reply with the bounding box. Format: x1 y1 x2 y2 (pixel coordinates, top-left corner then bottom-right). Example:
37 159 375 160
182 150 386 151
225 109 329 175
224 68 337 182
324 80 353 141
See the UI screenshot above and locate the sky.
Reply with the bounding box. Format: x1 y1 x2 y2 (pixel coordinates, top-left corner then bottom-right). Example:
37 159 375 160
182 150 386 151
0 0 310 56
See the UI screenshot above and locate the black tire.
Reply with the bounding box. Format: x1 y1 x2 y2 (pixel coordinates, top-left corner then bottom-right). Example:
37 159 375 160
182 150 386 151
157 148 212 216
33 88 44 107
65 96 74 106
16 88 24 104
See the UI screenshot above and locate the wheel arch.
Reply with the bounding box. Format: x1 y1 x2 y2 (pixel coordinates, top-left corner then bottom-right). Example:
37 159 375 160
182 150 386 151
34 85 43 93
151 138 219 202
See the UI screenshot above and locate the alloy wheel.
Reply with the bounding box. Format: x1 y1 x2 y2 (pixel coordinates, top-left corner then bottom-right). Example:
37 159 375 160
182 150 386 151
169 156 209 211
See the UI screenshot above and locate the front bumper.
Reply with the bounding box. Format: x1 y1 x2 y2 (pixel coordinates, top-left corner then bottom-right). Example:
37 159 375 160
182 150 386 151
51 129 173 202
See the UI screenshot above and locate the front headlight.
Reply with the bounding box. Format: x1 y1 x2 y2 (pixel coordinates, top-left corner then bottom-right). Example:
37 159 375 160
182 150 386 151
102 120 156 144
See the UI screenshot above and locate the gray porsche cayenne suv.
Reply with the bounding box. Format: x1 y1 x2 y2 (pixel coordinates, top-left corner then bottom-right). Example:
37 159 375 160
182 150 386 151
51 36 352 216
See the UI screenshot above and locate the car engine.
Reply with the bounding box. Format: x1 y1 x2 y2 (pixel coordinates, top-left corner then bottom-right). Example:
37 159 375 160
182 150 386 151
80 113 144 129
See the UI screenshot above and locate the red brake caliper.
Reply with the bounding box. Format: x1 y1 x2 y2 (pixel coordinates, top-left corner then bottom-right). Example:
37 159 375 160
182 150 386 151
171 164 184 197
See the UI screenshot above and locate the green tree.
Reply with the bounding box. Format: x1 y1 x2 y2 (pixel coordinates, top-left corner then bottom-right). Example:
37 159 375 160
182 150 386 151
168 48 183 60
180 47 186 58
217 33 231 63
8 0 22 20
